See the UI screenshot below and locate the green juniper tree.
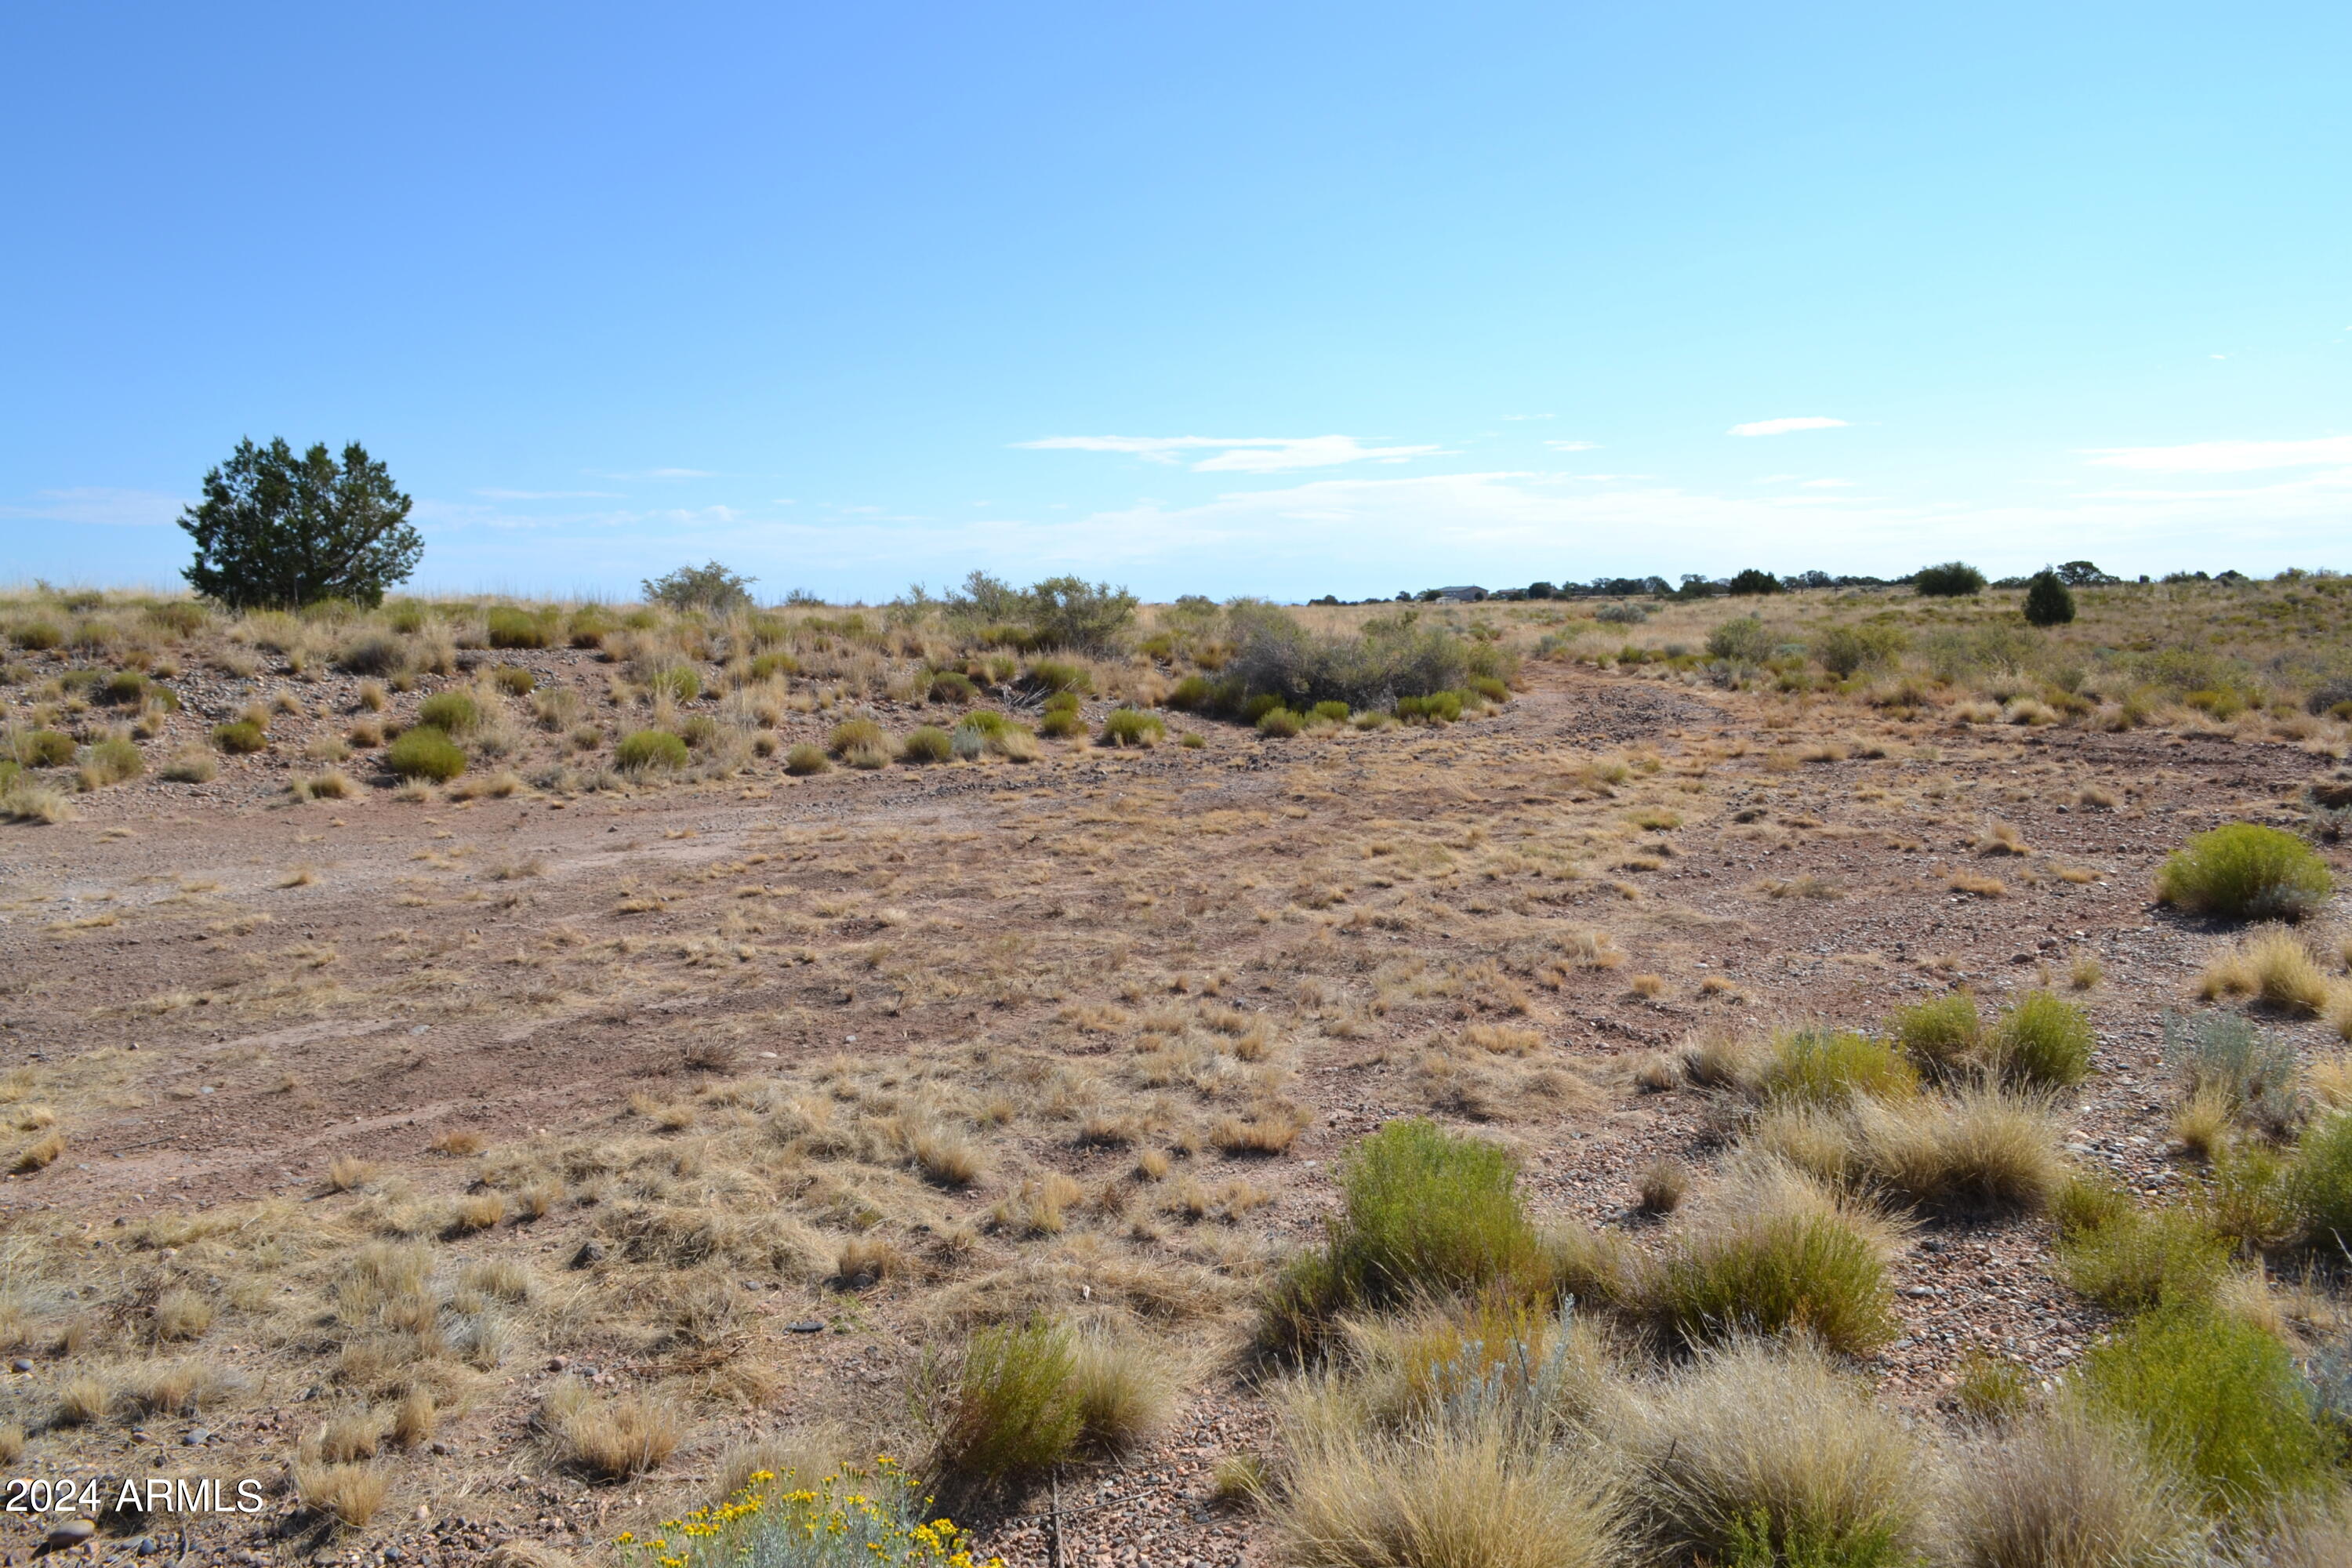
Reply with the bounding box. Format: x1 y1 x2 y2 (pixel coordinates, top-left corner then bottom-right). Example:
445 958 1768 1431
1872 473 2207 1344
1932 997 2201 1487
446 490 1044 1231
180 438 421 609
2024 567 2077 626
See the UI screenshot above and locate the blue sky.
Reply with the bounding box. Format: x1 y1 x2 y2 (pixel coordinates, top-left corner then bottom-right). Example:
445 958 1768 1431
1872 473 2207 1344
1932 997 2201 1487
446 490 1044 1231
3 2 2347 601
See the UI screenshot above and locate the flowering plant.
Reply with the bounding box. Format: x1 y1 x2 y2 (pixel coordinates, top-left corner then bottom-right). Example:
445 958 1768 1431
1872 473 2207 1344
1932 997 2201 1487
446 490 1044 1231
617 1457 1002 1568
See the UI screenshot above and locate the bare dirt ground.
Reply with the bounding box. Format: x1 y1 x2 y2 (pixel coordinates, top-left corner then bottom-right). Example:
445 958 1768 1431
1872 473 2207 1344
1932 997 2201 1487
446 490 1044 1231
2 662 2347 1566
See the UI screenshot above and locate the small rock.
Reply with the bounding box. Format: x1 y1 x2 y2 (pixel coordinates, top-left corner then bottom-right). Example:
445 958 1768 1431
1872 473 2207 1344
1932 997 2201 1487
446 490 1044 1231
45 1520 97 1549
428 1440 451 1456
570 1240 608 1269
136 1537 160 1556
547 1356 568 1372
182 1427 211 1445
9 1356 31 1372
787 1319 826 1334
384 1548 406 1563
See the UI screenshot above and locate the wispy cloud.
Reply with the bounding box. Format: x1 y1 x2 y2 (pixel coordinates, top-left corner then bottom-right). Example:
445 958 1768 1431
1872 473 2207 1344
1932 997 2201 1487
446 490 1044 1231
2082 435 2352 473
474 488 620 501
1016 434 1443 472
0 487 185 526
1544 439 1602 452
1729 416 1849 437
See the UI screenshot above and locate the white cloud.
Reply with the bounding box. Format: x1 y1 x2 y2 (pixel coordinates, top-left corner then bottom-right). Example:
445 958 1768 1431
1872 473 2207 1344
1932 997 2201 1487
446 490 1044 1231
474 488 619 500
0 487 185 526
1800 477 1856 488
1544 439 1602 452
1016 434 1442 472
1729 416 1849 437
2081 435 2352 473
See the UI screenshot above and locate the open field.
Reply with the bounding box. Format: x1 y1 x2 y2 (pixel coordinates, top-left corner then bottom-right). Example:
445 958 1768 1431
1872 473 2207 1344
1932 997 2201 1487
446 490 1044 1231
4 580 2352 1566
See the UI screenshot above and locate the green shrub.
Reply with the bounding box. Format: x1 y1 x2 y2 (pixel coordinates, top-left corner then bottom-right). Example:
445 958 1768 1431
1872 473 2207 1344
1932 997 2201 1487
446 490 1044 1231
78 738 143 787
1468 676 1510 703
485 607 551 648
922 1319 1080 1497
1813 624 1907 678
2204 1142 2296 1253
1308 699 1351 723
1042 689 1080 713
783 743 829 776
1258 1120 1544 1358
2082 1306 2333 1513
1037 707 1082 739
385 726 466 781
9 621 63 652
16 728 77 767
747 651 798 681
565 607 614 648
100 670 150 706
1706 616 1775 663
145 602 208 636
1167 675 1214 710
2165 1011 2299 1130
2024 569 2076 626
826 717 884 756
1652 1212 1896 1356
927 670 979 704
643 560 755 614
616 730 690 771
2155 824 2332 922
1100 709 1164 747
416 691 481 734
1028 659 1089 695
898 726 954 764
1914 561 1987 597
958 709 1011 737
1256 706 1303 739
1992 992 2093 1089
1759 1029 1918 1105
2049 1172 2136 1241
211 720 268 755
2057 1206 2228 1311
492 665 535 695
1240 691 1283 724
647 663 702 702
2287 1111 2352 1254
1888 992 1982 1079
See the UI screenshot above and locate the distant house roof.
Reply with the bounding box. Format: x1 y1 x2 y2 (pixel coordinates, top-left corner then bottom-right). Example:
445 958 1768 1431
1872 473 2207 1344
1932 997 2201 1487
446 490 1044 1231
1434 585 1487 601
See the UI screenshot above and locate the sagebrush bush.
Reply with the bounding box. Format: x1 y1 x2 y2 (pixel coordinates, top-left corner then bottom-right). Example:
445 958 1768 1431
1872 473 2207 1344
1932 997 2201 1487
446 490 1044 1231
2082 1305 2334 1513
1256 706 1304 739
783 742 829 775
1260 1120 1546 1358
616 730 689 771
1704 615 1774 664
386 725 466 782
1759 1029 1918 1105
923 1319 1080 1497
416 689 481 733
2165 1010 2299 1133
2155 823 2332 922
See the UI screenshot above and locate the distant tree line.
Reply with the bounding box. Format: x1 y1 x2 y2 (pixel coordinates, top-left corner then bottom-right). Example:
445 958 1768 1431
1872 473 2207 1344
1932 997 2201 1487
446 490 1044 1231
1299 560 2144 608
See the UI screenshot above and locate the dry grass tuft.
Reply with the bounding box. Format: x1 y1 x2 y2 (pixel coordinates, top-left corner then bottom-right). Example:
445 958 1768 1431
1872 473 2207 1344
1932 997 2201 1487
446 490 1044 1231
540 1377 683 1481
2199 926 2330 1014
1629 1337 1918 1568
